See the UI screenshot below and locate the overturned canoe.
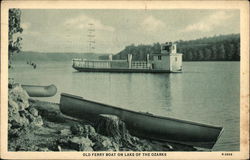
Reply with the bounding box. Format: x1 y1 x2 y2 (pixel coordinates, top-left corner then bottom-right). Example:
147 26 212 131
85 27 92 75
22 84 57 97
59 93 223 149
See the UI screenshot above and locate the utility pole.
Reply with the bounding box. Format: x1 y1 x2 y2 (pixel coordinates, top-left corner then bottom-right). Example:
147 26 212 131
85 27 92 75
87 23 95 54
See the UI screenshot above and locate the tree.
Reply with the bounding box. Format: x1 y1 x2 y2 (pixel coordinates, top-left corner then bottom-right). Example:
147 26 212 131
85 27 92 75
9 9 23 67
197 49 204 60
225 43 234 60
211 45 217 60
204 48 212 60
232 42 240 60
186 50 193 61
192 50 198 61
218 44 226 60
152 42 161 54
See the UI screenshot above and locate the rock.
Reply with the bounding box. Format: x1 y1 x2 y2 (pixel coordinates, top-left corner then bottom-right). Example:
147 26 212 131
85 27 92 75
167 144 173 150
70 124 96 137
9 84 29 111
8 78 15 87
8 123 12 130
68 137 93 151
37 108 65 123
18 145 39 151
9 113 29 128
30 115 43 126
57 136 94 151
8 127 22 137
57 138 69 147
92 135 119 151
70 124 84 136
38 147 50 152
8 99 19 115
131 136 140 143
8 83 43 140
24 111 36 122
57 145 62 151
59 128 72 136
28 107 39 117
18 109 43 127
83 125 96 136
8 84 30 129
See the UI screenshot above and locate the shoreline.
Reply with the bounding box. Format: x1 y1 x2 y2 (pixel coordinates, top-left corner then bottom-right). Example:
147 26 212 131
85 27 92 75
8 84 198 151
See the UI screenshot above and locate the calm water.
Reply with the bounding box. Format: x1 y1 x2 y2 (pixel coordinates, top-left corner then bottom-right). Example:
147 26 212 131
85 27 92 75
9 61 240 151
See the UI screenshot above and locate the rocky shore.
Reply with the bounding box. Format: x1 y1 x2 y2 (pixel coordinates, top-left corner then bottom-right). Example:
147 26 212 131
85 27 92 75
8 84 197 151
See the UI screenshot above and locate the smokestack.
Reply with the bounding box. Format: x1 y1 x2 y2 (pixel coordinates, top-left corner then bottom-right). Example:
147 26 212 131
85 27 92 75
128 54 132 69
109 54 112 61
146 54 150 68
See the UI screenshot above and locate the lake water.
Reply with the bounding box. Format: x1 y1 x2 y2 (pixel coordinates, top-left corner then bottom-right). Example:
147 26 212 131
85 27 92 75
9 61 240 151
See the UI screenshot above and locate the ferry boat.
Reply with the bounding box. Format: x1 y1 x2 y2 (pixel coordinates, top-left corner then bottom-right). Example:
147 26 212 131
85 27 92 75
72 42 183 73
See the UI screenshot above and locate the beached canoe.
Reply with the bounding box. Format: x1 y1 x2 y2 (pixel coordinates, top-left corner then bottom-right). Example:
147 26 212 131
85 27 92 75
59 93 223 149
22 84 57 97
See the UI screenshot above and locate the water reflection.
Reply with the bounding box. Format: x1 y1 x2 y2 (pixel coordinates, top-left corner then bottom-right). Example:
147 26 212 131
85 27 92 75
69 72 173 116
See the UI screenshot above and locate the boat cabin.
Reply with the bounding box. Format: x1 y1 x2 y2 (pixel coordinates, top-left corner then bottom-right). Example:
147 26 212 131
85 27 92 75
152 42 182 72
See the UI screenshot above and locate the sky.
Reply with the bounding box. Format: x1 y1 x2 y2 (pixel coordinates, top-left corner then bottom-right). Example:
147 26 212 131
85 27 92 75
19 9 240 54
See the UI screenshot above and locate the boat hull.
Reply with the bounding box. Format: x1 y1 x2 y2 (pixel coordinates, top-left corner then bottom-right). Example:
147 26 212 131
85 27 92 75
22 84 57 97
59 93 223 149
73 66 172 73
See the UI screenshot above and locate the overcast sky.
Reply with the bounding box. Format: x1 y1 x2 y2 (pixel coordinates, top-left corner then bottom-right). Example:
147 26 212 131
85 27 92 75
20 9 240 54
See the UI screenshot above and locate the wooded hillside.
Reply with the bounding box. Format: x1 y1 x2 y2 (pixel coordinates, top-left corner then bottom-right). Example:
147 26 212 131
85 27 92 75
111 34 240 61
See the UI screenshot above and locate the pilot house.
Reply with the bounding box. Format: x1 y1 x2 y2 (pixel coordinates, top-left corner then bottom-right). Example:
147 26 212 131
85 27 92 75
152 42 182 72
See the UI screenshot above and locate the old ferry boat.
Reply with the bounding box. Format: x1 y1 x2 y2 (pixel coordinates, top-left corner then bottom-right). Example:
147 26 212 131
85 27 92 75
72 42 182 73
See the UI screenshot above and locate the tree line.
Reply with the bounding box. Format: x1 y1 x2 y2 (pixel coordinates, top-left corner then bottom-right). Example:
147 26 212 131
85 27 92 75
178 34 240 61
112 43 161 61
111 34 240 61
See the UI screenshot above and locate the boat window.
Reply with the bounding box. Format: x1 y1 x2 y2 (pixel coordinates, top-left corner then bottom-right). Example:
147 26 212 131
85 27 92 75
163 46 170 52
158 56 162 60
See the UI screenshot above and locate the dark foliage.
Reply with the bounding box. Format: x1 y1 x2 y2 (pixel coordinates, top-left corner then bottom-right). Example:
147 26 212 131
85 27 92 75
111 43 161 61
9 9 23 66
111 34 240 61
177 34 240 61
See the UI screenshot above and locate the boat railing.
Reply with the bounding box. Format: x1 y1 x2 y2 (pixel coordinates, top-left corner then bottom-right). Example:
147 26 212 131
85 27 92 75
73 60 111 68
132 61 151 69
73 59 152 70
